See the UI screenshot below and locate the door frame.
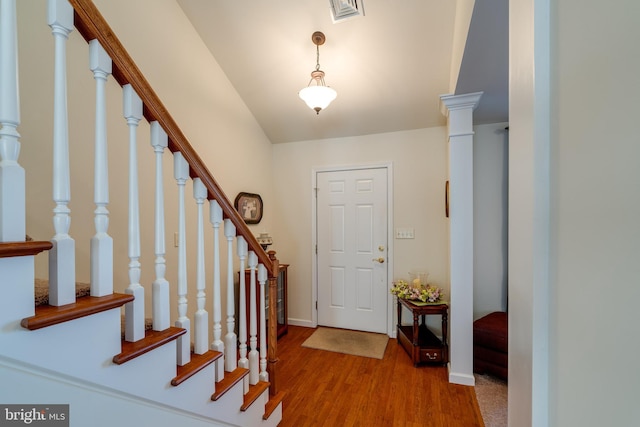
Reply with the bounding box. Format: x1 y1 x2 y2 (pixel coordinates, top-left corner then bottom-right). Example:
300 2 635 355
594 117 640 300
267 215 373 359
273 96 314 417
311 162 395 337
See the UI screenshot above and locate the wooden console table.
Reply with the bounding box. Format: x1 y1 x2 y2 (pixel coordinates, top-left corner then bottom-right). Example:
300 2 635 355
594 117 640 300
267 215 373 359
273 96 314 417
397 298 448 366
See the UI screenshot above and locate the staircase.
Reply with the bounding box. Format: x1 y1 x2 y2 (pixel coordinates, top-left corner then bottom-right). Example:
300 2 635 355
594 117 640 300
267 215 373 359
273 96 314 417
0 1 283 426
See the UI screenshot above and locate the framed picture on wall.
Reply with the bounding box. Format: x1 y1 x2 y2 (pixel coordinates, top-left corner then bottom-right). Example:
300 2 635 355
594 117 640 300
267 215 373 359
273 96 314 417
234 192 263 224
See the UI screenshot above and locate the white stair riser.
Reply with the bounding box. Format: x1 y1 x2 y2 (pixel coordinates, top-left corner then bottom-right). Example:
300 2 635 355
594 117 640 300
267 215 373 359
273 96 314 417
0 257 36 324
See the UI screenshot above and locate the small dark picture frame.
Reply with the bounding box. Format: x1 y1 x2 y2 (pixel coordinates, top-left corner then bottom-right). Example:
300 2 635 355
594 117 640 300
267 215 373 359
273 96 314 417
234 192 263 224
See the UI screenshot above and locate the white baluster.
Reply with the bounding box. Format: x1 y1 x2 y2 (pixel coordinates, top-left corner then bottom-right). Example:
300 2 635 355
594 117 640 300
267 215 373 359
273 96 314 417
123 84 144 342
248 251 259 385
88 38 113 297
193 178 208 355
174 152 190 365
209 200 224 380
258 263 269 382
224 219 237 371
237 236 249 391
150 122 169 331
0 0 25 242
47 0 75 306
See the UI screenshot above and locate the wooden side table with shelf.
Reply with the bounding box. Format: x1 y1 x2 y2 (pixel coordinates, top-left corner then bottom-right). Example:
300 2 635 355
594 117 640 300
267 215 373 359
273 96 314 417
396 298 448 366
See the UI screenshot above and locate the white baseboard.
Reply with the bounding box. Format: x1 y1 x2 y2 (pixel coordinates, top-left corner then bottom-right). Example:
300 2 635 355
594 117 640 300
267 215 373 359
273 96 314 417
287 318 315 328
448 365 476 386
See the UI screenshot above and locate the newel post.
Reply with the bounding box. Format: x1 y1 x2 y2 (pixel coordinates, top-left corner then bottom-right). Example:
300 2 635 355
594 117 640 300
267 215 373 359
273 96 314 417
267 250 280 395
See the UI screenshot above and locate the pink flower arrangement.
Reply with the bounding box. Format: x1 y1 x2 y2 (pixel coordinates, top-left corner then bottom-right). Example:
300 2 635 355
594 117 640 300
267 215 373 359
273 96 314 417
390 278 444 303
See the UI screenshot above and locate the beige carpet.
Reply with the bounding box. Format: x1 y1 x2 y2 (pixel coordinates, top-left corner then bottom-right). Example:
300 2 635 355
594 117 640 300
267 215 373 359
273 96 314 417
301 327 389 359
474 374 507 427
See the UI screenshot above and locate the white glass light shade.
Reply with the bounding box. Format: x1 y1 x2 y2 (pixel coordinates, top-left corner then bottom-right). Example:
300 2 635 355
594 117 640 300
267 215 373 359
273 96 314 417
299 85 337 114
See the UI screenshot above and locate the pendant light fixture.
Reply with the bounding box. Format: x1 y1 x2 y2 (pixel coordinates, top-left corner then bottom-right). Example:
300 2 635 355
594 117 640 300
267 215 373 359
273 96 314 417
298 31 337 114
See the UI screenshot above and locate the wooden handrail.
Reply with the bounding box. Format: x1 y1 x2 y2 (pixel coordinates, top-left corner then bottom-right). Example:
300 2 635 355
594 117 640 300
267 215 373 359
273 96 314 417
67 0 276 277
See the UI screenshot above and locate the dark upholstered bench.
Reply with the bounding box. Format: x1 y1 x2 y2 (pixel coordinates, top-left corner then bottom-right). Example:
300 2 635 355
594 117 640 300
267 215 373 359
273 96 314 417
473 311 508 381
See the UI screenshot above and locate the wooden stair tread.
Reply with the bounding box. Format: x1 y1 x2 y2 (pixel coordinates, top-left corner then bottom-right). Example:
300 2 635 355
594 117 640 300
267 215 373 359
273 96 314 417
171 350 222 386
21 293 134 330
241 381 270 411
113 327 186 365
211 367 249 401
0 240 52 258
264 391 286 420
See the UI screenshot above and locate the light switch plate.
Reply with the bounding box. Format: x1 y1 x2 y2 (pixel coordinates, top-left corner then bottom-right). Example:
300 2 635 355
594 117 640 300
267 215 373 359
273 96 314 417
395 228 415 239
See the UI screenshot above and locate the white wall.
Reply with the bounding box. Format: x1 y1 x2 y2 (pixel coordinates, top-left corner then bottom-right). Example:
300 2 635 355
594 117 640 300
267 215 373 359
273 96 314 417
510 0 640 426
17 0 274 336
550 1 640 425
271 127 450 327
473 122 508 319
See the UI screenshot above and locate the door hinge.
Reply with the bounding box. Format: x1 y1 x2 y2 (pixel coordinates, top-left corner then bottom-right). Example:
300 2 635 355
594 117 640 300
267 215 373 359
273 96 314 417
314 187 318 197
315 244 318 254
316 301 318 310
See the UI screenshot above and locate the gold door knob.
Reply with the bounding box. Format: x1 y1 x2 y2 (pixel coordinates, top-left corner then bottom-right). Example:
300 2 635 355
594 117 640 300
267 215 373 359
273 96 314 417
372 257 385 263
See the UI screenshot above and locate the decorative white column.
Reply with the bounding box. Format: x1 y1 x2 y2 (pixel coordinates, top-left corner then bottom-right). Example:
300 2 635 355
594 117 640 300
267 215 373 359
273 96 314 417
89 39 113 298
150 121 170 331
123 84 144 342
47 0 75 306
440 91 482 386
0 0 25 242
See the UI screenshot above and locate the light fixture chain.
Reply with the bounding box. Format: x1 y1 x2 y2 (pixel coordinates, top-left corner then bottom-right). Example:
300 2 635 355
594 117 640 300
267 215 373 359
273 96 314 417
315 44 321 71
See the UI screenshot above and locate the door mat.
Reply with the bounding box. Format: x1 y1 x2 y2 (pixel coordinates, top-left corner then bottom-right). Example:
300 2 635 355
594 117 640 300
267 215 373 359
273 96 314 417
301 327 389 359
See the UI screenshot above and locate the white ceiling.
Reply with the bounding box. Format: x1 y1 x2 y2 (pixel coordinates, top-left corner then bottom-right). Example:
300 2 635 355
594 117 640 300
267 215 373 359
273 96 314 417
176 0 508 144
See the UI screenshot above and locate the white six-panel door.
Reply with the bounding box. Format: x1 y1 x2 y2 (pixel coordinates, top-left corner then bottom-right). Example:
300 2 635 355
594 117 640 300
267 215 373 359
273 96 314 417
316 167 388 333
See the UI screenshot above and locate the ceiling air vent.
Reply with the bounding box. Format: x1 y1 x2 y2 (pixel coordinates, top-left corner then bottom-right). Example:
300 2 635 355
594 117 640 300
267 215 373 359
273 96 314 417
329 0 365 23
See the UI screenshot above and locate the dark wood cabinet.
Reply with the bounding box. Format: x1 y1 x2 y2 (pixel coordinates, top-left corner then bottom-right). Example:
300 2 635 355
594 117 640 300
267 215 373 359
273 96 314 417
243 263 288 342
397 298 448 366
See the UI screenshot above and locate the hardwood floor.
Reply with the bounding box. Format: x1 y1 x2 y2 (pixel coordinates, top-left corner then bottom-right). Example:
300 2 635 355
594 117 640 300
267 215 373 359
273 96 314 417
276 326 484 427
